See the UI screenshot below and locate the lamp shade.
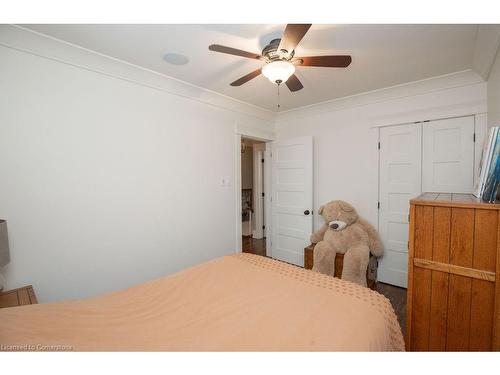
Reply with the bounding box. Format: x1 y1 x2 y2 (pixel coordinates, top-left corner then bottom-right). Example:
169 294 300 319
0 220 10 267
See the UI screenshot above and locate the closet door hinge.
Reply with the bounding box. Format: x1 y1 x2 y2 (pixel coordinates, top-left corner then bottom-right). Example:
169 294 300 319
262 225 265 230
473 133 476 142
377 201 380 209
378 142 381 150
262 192 265 197
261 158 264 163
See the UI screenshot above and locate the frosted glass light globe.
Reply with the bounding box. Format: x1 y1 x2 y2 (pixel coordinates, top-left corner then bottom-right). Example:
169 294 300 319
262 61 295 84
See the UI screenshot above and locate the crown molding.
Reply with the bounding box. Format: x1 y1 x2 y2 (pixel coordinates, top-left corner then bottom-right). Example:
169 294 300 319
1 24 491 130
0 24 276 124
276 69 486 122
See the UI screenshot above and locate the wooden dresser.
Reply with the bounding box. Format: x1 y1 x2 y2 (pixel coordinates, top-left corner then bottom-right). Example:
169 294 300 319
407 193 500 351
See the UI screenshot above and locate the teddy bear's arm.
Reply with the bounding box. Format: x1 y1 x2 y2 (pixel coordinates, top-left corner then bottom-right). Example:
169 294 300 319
310 224 329 244
357 218 383 257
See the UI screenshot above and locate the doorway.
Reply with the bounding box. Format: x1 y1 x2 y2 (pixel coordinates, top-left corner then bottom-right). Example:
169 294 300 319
240 137 267 256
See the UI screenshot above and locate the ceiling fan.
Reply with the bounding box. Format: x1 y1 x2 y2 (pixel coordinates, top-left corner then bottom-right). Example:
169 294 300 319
208 24 352 92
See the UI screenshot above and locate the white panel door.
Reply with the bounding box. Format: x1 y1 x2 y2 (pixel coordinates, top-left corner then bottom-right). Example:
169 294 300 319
422 116 475 193
271 136 313 266
379 123 422 288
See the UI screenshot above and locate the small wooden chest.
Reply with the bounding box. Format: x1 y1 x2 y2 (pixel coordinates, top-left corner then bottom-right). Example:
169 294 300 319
304 243 377 290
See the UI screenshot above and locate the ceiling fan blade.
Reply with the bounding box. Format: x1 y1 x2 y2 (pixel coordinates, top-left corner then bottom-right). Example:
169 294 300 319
209 44 262 60
278 24 312 55
230 69 262 86
295 55 352 67
285 74 304 92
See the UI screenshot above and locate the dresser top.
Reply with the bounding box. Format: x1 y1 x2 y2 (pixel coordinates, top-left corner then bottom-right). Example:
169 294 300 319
410 192 500 209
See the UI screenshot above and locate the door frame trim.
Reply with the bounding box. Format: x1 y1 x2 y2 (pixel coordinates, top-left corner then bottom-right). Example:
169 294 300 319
234 125 274 253
252 144 266 239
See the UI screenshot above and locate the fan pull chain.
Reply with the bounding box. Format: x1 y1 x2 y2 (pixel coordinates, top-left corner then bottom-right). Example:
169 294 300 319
277 83 281 110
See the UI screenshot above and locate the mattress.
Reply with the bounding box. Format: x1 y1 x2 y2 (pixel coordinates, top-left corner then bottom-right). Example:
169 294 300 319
0 253 405 351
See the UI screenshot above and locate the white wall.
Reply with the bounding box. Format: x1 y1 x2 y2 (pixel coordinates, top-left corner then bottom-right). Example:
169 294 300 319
0 27 274 302
488 47 500 127
276 71 487 232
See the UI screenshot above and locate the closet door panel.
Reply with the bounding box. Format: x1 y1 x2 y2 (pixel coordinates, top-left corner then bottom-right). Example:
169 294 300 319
422 116 475 193
379 123 422 287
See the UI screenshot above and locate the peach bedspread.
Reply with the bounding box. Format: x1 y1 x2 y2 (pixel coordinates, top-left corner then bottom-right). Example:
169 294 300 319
0 253 404 351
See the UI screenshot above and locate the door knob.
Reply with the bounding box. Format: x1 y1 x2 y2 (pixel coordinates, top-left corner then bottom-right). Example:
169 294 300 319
304 210 310 215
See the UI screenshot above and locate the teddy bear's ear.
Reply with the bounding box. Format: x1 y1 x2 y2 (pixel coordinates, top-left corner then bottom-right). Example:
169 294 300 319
318 205 325 215
338 201 354 212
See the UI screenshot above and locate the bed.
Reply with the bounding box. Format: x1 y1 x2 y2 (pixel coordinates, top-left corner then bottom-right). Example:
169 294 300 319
0 253 404 351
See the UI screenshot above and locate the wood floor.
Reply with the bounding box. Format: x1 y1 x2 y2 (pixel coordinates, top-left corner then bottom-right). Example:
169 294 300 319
242 236 266 257
241 237 407 336
376 282 407 336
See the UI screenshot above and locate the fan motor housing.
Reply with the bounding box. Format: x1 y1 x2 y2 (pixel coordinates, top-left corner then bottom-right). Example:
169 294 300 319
262 38 295 61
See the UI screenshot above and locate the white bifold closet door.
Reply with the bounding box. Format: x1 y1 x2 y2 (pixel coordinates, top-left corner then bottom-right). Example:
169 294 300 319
271 136 313 267
378 115 476 287
378 123 422 288
422 116 475 193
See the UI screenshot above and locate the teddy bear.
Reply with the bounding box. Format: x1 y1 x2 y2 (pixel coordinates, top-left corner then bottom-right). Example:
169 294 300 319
310 200 383 287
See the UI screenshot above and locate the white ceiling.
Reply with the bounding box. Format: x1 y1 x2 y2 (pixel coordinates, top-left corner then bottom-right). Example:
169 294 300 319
25 24 479 111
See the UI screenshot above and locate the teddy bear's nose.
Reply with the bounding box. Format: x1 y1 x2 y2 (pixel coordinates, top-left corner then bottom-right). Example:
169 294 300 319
330 223 339 229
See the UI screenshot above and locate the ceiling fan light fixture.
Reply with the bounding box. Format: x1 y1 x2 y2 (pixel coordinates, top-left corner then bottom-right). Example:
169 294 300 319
262 60 295 85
